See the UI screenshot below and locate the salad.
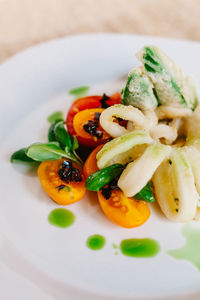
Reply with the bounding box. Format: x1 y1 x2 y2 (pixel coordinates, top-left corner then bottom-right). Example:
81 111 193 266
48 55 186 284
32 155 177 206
11 45 200 228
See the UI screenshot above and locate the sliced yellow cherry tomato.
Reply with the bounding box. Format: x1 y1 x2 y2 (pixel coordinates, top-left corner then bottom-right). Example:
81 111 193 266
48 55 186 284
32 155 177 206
38 159 86 205
97 189 150 228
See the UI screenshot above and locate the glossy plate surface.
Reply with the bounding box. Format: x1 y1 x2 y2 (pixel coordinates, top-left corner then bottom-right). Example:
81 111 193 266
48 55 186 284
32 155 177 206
0 34 200 300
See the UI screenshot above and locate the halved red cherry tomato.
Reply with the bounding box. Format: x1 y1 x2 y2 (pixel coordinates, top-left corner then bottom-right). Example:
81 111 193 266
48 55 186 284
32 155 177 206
83 144 104 178
38 159 86 205
73 108 110 147
66 93 121 147
98 190 150 228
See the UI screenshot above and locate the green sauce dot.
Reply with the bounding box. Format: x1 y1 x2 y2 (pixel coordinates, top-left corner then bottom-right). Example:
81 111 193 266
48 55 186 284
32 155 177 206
167 225 200 270
120 238 160 258
48 208 75 228
86 234 106 250
112 243 118 249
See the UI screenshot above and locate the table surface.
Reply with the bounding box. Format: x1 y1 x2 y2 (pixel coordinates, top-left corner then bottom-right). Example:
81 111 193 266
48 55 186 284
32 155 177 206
0 0 200 63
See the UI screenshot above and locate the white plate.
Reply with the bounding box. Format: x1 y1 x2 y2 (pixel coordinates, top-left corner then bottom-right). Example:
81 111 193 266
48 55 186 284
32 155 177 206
1 34 200 300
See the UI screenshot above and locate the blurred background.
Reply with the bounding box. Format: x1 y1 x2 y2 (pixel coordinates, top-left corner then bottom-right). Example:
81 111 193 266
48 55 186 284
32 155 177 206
0 0 200 63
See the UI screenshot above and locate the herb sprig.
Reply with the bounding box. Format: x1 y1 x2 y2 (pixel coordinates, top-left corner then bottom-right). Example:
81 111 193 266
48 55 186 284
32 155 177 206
11 112 83 165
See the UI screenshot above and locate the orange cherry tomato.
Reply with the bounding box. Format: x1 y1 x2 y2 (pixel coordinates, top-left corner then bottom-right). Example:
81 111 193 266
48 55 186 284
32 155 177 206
83 144 104 178
38 159 86 205
73 108 110 147
97 190 150 228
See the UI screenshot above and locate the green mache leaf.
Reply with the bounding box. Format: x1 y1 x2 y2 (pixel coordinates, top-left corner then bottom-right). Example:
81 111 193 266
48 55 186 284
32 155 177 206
26 142 73 162
134 182 155 202
54 121 72 150
64 147 82 166
71 135 79 151
47 111 64 124
69 136 83 164
64 147 76 159
48 123 57 142
10 148 35 163
48 119 64 142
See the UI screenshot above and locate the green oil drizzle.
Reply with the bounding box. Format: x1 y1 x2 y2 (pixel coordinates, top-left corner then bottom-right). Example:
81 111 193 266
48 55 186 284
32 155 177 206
86 234 106 250
167 225 200 270
120 238 160 258
48 208 75 228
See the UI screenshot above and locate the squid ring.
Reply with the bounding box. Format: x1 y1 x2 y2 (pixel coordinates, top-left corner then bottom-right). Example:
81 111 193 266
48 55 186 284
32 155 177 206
100 104 154 137
150 124 178 145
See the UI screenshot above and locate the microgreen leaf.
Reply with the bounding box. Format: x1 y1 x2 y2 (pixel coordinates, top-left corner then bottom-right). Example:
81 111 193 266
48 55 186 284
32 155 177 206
64 147 82 166
54 122 72 150
48 119 64 142
69 136 83 165
26 142 73 162
71 136 79 151
47 111 64 124
10 148 35 163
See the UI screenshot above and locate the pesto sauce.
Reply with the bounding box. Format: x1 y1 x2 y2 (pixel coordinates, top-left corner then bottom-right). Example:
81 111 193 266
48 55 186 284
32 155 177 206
167 225 200 270
86 234 106 250
48 208 75 228
120 238 160 258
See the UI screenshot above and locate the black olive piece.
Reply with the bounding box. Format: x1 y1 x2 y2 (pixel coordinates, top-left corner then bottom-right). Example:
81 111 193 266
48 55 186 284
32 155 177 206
63 160 72 168
100 93 110 108
94 112 101 121
101 178 120 200
83 120 103 139
101 186 112 200
58 161 82 183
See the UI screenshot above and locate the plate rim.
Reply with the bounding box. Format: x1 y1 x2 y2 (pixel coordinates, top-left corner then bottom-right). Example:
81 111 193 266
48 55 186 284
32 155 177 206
1 32 200 68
